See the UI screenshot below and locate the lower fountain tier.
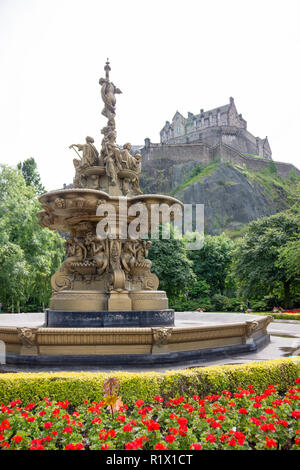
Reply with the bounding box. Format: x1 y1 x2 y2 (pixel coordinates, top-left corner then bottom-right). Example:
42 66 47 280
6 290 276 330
46 309 174 327
0 313 273 366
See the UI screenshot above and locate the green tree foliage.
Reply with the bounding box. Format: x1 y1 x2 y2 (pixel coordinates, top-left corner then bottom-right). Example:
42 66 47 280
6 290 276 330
0 165 65 312
276 236 300 285
148 232 195 303
17 157 45 194
187 233 235 295
232 212 300 307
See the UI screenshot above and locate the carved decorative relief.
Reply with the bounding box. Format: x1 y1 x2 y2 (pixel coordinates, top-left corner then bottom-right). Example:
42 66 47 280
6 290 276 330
152 327 173 346
17 328 38 348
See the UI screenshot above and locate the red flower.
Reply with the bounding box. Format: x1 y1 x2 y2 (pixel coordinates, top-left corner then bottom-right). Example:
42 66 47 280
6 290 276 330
177 417 188 426
295 377 300 384
123 424 133 432
217 414 226 421
260 423 276 432
65 443 84 450
265 437 277 448
265 408 274 414
210 421 221 429
27 416 35 423
25 403 35 411
135 399 144 408
30 444 45 450
0 419 10 430
228 438 236 447
62 426 73 434
275 419 288 427
206 434 217 443
12 435 23 443
165 434 176 443
116 415 126 423
238 408 248 415
99 429 108 440
91 417 102 424
190 443 201 450
292 410 300 419
154 396 164 402
145 419 160 431
169 427 178 436
155 443 168 450
44 422 53 429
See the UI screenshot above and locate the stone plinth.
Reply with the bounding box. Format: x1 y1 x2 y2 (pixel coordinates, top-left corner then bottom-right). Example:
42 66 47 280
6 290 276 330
46 309 175 328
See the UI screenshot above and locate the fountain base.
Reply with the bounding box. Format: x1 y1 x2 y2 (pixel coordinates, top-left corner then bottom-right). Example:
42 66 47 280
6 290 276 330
46 308 175 328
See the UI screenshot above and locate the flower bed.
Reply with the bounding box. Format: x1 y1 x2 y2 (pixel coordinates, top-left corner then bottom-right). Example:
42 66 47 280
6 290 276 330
247 312 300 321
1 378 300 450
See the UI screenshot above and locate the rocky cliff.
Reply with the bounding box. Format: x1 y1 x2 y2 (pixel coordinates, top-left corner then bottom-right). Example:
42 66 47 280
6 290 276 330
140 160 299 236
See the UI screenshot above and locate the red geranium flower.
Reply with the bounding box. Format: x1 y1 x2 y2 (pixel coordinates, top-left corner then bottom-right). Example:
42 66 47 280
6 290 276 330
190 443 201 450
165 434 176 443
123 424 133 432
206 434 217 443
155 443 168 450
265 437 277 448
135 399 144 408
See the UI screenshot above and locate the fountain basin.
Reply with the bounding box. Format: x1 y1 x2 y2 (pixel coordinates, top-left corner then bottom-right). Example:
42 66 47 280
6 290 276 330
0 313 272 366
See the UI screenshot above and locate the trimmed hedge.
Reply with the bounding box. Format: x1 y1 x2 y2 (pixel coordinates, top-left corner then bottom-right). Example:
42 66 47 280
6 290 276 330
0 358 299 406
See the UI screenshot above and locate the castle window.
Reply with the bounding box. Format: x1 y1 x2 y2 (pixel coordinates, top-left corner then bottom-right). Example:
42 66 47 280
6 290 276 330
217 111 221 120
209 114 213 124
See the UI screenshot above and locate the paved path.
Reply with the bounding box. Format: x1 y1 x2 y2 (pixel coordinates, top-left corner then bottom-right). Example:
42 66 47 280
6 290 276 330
0 312 299 372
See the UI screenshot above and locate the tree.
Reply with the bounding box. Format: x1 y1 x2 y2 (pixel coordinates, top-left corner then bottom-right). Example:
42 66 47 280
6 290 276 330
17 157 45 194
232 212 299 307
0 165 65 312
187 233 235 295
148 231 195 303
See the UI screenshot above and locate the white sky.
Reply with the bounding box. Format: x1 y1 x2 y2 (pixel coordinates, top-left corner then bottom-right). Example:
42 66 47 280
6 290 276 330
0 0 299 190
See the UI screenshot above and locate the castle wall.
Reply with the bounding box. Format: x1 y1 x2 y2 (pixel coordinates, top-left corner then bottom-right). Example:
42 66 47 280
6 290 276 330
141 140 299 181
141 142 212 165
212 143 299 178
159 126 271 159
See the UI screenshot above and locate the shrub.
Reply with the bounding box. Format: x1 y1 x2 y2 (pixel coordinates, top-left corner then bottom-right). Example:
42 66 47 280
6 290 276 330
0 359 299 406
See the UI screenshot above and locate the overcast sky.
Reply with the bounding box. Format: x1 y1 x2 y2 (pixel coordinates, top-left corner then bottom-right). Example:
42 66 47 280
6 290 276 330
0 0 299 190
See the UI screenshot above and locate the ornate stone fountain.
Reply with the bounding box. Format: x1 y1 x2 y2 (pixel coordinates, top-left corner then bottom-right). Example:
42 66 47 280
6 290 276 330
37 60 181 327
0 62 272 367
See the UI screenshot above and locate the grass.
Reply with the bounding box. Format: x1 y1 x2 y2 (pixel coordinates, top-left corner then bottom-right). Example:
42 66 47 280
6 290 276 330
172 162 219 196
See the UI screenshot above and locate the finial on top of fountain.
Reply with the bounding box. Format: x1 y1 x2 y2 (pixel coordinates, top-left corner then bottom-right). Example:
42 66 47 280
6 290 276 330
104 58 111 80
69 60 142 196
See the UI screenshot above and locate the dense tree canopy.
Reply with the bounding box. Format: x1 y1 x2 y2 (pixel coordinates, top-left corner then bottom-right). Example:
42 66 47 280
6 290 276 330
0 164 64 312
187 233 234 295
17 158 45 194
148 233 195 302
232 212 300 307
